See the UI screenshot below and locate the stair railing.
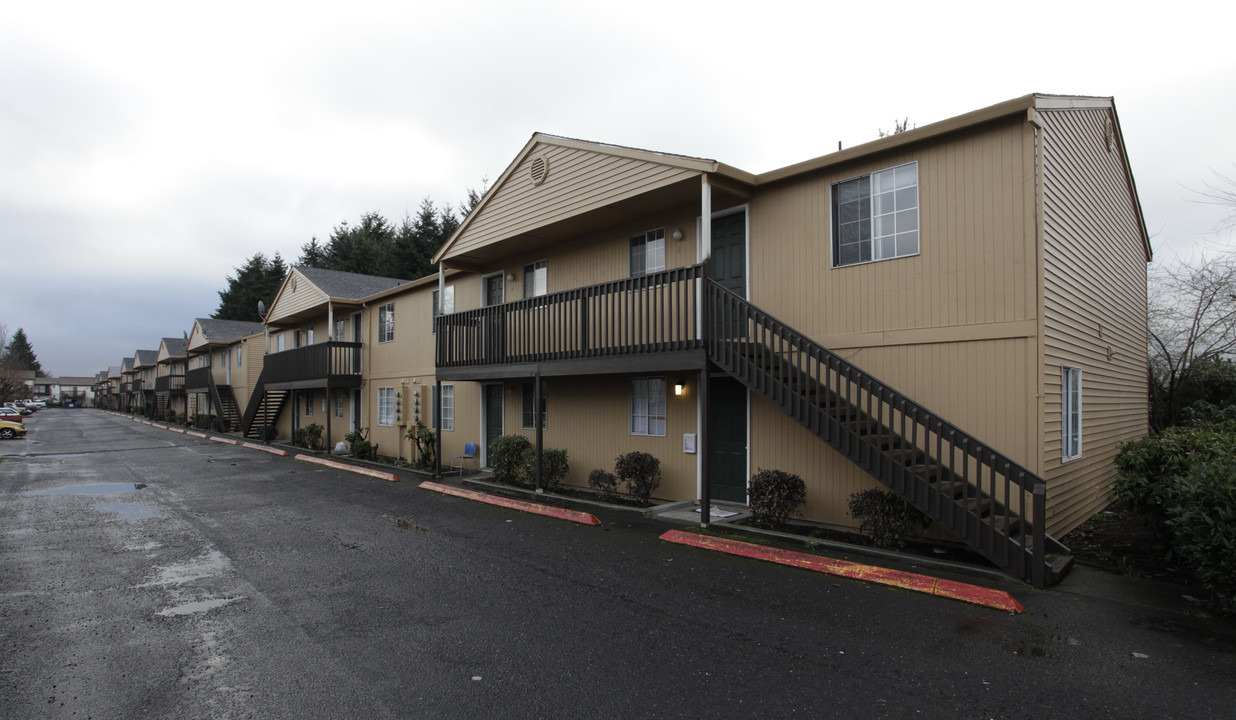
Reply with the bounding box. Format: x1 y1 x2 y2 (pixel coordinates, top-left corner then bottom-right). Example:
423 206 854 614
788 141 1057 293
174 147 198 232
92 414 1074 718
705 279 1053 586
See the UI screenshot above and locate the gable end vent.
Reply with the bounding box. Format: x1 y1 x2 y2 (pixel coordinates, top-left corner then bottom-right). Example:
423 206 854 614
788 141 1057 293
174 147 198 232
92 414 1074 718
529 154 549 186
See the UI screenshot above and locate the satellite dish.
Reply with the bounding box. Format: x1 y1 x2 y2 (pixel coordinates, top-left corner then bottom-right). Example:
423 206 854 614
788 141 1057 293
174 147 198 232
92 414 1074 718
257 300 267 319
183 330 188 340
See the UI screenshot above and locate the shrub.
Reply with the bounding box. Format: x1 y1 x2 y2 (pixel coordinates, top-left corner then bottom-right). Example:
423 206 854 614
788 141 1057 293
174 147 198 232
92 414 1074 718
164 408 178 423
1114 423 1236 523
1165 459 1236 615
615 451 661 505
297 423 323 450
407 422 437 469
848 489 928 550
257 425 277 442
345 428 374 460
489 435 532 486
522 447 569 491
588 469 619 500
192 413 215 430
748 468 806 530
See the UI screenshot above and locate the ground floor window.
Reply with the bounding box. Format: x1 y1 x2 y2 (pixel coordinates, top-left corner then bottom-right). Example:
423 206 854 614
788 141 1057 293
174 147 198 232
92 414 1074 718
335 390 345 419
1062 366 1082 460
440 384 455 431
305 390 313 416
378 387 394 427
630 377 666 436
522 380 547 429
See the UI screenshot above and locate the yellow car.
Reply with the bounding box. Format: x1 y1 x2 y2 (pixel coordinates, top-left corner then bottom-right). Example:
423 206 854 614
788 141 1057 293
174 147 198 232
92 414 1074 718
0 420 27 439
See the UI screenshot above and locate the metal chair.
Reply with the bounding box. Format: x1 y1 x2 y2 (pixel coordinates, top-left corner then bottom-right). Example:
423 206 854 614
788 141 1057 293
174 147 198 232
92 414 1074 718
450 442 477 475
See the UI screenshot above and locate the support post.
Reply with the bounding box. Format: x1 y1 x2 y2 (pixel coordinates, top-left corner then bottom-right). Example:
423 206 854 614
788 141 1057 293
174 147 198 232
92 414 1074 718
534 373 544 493
434 380 442 478
699 368 710 529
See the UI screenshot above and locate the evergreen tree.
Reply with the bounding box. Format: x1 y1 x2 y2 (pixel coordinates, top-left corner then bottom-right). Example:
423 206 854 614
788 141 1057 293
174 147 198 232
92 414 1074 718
298 236 328 268
322 212 397 276
4 328 43 376
214 252 287 322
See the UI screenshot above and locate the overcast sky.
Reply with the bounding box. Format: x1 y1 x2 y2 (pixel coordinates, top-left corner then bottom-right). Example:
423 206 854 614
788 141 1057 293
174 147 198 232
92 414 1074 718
3 1 1234 377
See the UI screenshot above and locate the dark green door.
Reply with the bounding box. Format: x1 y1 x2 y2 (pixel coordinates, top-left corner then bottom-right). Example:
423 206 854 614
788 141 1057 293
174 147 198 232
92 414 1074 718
484 383 504 466
711 211 746 297
711 211 746 339
708 376 748 503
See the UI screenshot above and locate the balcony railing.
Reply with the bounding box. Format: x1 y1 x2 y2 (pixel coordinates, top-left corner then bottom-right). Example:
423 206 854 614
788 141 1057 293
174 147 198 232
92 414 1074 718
186 367 213 391
263 341 362 386
155 374 186 393
436 264 703 369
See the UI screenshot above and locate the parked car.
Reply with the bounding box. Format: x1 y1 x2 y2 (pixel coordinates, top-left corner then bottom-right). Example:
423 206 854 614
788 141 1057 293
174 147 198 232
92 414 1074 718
0 408 24 424
22 399 46 410
0 420 27 439
2 403 31 416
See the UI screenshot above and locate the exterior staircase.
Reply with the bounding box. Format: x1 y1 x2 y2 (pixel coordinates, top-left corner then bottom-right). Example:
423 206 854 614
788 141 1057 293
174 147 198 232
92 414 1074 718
241 368 288 440
215 386 242 431
704 279 1071 587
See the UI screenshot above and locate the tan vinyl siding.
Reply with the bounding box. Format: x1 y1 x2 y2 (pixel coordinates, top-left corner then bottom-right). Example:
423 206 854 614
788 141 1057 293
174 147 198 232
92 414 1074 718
749 115 1036 340
500 374 699 501
451 144 699 258
1038 107 1149 536
267 269 329 324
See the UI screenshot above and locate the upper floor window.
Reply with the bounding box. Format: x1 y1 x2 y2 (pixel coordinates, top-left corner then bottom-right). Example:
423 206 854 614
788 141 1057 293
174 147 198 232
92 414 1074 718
630 228 666 277
335 318 345 342
277 334 286 352
523 260 547 298
832 162 919 267
378 303 395 343
236 347 243 367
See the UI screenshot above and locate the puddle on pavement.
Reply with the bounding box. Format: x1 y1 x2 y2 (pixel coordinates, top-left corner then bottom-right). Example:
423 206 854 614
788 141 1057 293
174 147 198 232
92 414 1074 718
97 501 162 521
137 550 229 588
23 482 145 496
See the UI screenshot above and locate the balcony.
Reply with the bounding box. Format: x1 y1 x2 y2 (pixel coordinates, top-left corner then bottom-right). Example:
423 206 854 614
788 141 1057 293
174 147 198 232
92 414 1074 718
155 374 186 393
263 341 362 390
435 264 705 380
185 367 213 392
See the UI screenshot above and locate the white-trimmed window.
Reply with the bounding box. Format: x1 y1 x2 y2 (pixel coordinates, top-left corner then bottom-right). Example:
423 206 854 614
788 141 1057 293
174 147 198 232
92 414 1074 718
440 384 454 431
523 260 547 298
378 303 395 343
305 390 314 417
630 228 666 277
1062 366 1082 461
832 161 919 267
522 380 548 429
630 377 667 436
236 346 243 367
378 387 395 426
277 334 286 352
335 318 345 342
335 390 345 419
431 286 455 333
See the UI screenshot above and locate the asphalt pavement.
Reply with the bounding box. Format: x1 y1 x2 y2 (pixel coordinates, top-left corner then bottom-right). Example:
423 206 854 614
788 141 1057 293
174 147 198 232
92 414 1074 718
2 409 1234 719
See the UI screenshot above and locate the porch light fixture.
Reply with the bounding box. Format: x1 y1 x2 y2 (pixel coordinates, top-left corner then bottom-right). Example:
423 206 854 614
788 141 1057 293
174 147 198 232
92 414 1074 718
672 228 684 241
507 272 515 282
674 383 685 396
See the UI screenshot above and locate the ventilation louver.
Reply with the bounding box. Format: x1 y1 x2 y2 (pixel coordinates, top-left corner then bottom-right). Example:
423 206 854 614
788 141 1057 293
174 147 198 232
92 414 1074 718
529 154 549 186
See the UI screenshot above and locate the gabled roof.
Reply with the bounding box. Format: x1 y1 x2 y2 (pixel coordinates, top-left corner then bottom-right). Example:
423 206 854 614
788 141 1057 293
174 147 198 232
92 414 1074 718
121 357 134 373
188 318 265 353
134 349 158 368
158 337 187 359
295 266 408 300
265 266 411 326
106 366 122 380
437 93 1150 265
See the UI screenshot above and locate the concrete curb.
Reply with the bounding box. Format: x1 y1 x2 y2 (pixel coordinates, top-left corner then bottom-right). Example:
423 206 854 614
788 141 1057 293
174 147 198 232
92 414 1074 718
420 481 602 526
209 436 239 445
660 529 1023 613
243 442 289 456
296 454 399 482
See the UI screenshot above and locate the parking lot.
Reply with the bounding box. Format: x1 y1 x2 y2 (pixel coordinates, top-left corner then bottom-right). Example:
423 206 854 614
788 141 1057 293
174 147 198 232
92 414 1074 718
2 410 1234 719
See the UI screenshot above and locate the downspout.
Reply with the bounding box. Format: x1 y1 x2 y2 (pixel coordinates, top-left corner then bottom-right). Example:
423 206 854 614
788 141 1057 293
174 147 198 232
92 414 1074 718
436 265 446 477
534 372 543 493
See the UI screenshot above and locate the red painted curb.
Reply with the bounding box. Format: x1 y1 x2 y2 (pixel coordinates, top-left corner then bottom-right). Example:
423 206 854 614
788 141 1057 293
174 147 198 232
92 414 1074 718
242 442 288 456
659 530 1023 613
296 454 399 482
209 436 239 445
419 481 602 526
167 427 186 434
185 430 208 438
